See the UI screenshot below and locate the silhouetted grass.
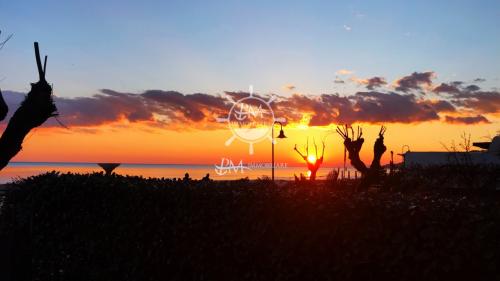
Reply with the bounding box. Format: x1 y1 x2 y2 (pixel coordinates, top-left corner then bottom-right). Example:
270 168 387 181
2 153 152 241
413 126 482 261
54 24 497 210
1 171 500 281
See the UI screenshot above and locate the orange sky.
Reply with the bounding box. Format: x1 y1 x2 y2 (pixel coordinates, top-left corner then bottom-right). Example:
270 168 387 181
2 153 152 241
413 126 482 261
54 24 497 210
13 118 499 167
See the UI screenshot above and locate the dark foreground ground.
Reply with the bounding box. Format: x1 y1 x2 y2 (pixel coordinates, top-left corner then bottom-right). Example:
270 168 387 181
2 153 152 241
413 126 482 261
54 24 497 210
1 171 500 281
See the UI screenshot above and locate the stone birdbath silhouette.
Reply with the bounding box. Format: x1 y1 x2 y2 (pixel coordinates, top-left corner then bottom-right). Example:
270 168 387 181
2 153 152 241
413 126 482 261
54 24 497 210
97 163 121 175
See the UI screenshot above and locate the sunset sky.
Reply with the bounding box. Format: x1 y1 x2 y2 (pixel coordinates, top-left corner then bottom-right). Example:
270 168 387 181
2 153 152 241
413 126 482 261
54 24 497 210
0 0 499 167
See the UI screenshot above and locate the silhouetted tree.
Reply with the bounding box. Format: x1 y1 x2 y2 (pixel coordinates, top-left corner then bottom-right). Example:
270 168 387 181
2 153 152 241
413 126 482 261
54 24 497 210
0 42 57 171
294 137 325 181
336 125 387 189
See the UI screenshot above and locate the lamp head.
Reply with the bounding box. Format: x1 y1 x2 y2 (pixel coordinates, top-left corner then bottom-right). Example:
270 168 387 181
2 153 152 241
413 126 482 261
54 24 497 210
277 128 287 139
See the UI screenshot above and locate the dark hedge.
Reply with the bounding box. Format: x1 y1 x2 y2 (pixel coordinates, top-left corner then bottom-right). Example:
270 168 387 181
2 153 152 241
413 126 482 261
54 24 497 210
1 172 500 281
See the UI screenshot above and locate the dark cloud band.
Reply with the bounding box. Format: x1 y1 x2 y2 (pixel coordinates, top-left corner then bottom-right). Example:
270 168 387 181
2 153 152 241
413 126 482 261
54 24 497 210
1 72 497 129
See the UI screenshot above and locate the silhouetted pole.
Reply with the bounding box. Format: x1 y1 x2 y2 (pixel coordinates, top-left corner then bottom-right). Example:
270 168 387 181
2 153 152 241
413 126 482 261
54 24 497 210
271 122 286 181
390 151 394 175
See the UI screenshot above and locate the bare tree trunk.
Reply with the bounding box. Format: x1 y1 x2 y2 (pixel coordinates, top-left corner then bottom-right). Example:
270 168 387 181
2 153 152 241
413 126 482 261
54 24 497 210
294 138 325 181
337 125 387 189
0 42 57 171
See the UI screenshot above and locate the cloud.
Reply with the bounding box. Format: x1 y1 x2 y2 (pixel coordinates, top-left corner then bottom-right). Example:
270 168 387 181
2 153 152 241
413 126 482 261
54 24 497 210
223 91 271 104
434 81 481 94
0 71 496 130
283 84 296 91
395 71 435 93
352 76 387 90
450 81 464 87
1 90 230 129
365 77 387 90
464 84 480 92
432 83 460 94
140 90 228 123
343 25 352 31
451 91 500 113
334 77 345 84
444 115 490 124
473 78 486 83
346 92 444 123
418 99 456 113
336 69 353 75
275 91 453 125
433 83 461 94
430 81 498 114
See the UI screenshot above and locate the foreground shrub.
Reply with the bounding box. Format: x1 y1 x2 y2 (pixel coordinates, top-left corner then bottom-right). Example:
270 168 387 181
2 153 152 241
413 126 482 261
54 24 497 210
1 172 500 281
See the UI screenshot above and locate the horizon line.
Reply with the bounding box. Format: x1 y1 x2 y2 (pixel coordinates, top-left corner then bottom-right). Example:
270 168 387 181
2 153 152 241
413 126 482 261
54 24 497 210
8 161 353 169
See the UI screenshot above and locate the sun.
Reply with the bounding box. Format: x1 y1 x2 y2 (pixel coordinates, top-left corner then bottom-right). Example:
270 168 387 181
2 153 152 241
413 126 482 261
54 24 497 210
307 155 316 164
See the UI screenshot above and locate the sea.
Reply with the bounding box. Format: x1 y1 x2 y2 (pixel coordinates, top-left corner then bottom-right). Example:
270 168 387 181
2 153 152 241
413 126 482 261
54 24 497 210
0 162 360 183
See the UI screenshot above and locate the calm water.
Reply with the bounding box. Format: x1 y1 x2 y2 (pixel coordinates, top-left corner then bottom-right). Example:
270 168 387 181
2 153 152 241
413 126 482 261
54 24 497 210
0 162 359 183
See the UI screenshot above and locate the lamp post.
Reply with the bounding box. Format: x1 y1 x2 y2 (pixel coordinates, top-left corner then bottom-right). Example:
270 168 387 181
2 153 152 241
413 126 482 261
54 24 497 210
272 121 287 181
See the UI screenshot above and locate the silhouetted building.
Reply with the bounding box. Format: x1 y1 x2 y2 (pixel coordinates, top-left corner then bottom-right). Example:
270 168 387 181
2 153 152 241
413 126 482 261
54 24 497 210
402 136 500 166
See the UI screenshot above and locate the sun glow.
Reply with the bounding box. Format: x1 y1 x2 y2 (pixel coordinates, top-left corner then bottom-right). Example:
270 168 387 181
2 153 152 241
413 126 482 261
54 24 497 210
307 155 316 164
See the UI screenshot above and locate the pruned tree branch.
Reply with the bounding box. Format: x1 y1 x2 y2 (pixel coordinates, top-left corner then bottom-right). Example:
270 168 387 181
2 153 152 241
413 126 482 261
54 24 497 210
337 125 388 189
370 126 387 170
0 42 57 170
337 125 369 174
294 137 325 181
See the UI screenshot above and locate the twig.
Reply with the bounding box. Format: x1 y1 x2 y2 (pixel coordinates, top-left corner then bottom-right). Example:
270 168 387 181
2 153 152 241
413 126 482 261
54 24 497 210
34 42 45 81
0 31 13 50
